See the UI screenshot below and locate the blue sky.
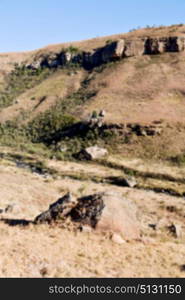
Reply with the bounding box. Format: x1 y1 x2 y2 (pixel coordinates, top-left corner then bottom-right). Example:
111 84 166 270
0 0 185 52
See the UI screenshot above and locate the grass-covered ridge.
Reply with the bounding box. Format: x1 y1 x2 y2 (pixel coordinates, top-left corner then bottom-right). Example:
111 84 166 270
1 29 185 163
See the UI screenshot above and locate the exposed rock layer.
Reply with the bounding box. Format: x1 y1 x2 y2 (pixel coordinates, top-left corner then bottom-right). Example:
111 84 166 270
27 36 185 70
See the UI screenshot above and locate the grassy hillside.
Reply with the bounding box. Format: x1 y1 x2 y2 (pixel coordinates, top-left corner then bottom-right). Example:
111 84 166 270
1 25 185 278
1 24 185 162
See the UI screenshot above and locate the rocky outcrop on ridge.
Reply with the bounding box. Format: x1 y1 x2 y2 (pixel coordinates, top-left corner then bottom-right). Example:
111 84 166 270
26 36 185 70
59 120 164 143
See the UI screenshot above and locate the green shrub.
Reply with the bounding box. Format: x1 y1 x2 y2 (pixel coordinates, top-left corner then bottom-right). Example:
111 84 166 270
27 113 77 144
66 45 79 54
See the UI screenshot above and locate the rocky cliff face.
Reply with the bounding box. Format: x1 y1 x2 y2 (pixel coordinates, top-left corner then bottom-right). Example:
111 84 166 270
27 36 185 70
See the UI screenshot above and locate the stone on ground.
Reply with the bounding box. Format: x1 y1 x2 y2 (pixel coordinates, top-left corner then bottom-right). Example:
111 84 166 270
79 145 108 160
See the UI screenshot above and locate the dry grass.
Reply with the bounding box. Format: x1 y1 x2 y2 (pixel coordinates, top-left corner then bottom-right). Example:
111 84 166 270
2 51 185 133
81 52 185 124
106 155 185 181
0 223 185 278
1 26 185 278
0 148 185 277
36 24 185 53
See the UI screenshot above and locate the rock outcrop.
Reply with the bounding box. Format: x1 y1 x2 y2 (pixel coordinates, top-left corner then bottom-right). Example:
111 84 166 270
26 36 185 71
78 145 108 160
123 176 137 188
101 120 164 136
70 193 105 228
126 121 164 136
34 192 141 240
34 192 77 224
144 36 185 54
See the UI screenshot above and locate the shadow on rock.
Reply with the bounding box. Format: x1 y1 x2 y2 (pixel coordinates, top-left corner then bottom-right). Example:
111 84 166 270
0 192 141 240
0 218 33 226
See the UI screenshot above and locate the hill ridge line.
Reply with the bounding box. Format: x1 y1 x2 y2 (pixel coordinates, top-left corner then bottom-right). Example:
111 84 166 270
26 36 185 70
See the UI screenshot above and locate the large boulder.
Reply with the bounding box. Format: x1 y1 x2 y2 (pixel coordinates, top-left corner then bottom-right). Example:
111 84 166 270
79 145 108 160
70 192 140 240
123 176 137 188
95 192 140 240
33 192 140 240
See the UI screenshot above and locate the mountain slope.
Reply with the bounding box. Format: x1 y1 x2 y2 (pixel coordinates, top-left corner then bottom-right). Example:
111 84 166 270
1 24 185 161
1 25 185 278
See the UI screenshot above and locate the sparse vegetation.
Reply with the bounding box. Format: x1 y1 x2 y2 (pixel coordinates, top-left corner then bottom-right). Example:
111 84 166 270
1 24 185 279
106 39 113 45
27 113 77 144
169 153 185 166
0 64 54 108
66 45 80 54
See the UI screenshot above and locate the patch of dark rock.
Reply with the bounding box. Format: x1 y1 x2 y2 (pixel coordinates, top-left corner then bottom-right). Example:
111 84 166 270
34 192 105 228
166 205 178 213
5 204 14 213
148 224 157 230
15 160 53 178
0 205 14 214
16 161 44 174
34 192 77 224
167 223 182 238
40 267 48 277
0 218 32 226
70 193 105 228
127 123 162 136
141 186 182 198
106 176 137 187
